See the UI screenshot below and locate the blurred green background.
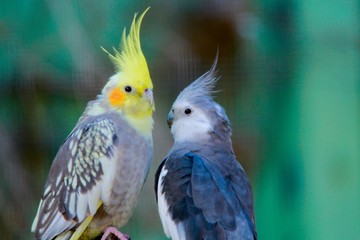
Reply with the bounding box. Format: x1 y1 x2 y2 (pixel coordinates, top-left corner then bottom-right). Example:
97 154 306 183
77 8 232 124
0 0 359 239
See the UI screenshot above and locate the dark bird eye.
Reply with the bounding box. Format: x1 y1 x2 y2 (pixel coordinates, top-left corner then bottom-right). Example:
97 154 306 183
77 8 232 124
125 86 132 92
184 108 192 115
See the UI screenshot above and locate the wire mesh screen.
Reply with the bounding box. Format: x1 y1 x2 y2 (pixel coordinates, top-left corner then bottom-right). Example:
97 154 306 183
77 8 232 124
0 0 359 239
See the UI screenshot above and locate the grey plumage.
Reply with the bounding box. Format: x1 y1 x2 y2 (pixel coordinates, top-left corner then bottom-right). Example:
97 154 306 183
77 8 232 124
155 60 257 240
32 110 152 239
174 58 219 107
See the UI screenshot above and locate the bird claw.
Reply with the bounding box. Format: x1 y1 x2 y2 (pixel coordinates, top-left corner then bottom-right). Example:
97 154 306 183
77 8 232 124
101 226 130 240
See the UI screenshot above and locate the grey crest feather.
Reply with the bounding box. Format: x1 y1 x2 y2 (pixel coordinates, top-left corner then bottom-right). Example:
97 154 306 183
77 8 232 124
175 56 219 105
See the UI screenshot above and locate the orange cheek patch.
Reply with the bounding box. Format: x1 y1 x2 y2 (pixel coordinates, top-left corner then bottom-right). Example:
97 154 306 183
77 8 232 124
108 88 125 107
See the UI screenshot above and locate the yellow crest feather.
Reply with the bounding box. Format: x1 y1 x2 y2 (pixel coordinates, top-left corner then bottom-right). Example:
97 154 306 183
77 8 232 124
102 7 151 88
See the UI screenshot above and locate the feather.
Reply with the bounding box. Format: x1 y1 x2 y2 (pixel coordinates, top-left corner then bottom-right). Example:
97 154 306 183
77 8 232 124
101 7 152 90
157 165 186 240
175 54 219 105
32 117 119 239
68 202 102 240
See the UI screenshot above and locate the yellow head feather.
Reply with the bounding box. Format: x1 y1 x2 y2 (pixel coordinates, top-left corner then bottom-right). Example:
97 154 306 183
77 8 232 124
99 8 154 136
101 7 152 89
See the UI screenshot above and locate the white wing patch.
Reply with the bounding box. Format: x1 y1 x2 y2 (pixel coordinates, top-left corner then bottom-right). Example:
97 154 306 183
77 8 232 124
32 117 119 239
157 167 186 240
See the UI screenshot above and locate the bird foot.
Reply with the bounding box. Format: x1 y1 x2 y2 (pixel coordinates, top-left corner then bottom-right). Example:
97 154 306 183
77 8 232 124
101 226 130 240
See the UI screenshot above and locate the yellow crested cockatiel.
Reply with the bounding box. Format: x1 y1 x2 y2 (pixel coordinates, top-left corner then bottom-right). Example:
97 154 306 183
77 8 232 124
31 8 154 240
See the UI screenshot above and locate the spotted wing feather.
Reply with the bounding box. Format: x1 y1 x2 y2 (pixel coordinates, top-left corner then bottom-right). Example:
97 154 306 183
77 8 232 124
32 117 118 240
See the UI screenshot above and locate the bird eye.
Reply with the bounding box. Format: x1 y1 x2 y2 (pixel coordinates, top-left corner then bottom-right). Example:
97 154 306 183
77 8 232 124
184 108 192 115
125 86 132 92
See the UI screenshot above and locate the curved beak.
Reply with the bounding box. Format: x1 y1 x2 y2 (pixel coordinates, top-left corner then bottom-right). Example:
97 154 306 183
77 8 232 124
144 89 154 110
167 111 173 128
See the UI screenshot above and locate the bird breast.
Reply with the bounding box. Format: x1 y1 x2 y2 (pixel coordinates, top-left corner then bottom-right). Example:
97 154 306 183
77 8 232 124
99 116 153 228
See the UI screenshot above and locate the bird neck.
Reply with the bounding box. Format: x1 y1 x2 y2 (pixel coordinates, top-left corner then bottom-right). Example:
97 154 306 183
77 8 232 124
122 113 154 139
82 98 153 139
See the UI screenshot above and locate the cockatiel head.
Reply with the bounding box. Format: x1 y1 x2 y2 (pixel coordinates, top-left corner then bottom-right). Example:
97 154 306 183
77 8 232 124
101 8 154 122
167 58 231 144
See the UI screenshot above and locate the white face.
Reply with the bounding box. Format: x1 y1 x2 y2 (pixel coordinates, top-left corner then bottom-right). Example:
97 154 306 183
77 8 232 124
169 100 213 143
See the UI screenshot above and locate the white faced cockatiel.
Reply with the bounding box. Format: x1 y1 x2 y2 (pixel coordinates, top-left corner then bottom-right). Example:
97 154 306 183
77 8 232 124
32 9 154 240
155 60 257 240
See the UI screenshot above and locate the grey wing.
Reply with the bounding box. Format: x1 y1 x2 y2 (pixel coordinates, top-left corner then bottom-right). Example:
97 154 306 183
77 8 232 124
32 117 118 240
197 154 257 239
229 162 257 239
161 152 256 240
